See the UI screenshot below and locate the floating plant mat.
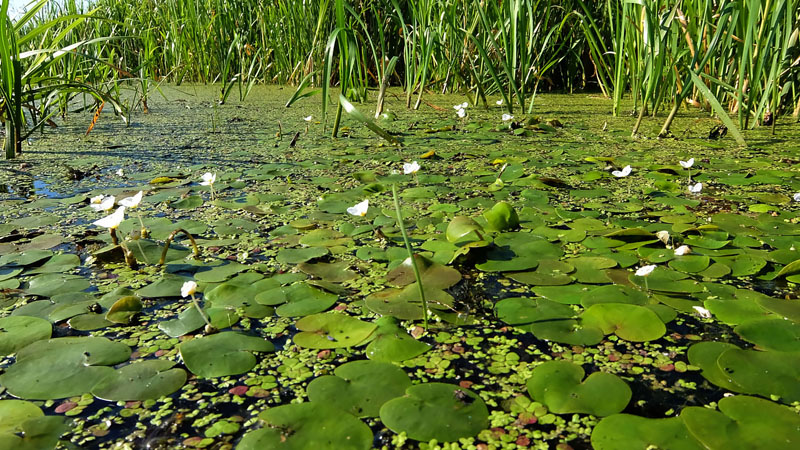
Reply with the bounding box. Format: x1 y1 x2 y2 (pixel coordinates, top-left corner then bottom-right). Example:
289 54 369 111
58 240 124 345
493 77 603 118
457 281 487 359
1 87 800 449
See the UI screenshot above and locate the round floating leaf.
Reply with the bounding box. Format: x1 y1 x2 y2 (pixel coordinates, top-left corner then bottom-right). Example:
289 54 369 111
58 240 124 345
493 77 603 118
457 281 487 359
532 284 595 304
0 316 51 356
580 303 666 341
293 313 377 349
92 360 187 401
704 298 775 325
483 201 519 231
126 238 192 264
505 259 574 286
365 317 431 362
681 396 800 450
529 319 604 346
716 348 800 403
526 360 631 416
0 400 44 433
380 383 488 442
364 284 454 320
307 360 411 417
0 249 53 267
105 296 142 324
195 261 248 283
0 337 131 399
298 261 357 282
276 246 329 264
628 267 702 293
580 285 648 307
238 402 372 450
592 415 704 450
687 341 744 392
299 228 351 247
568 256 617 284
734 318 800 352
714 254 766 277
496 297 575 325
136 274 191 298
26 273 89 297
446 216 485 244
274 282 338 317
0 415 68 450
171 195 203 209
668 255 711 273
179 332 275 378
26 253 80 274
385 254 461 289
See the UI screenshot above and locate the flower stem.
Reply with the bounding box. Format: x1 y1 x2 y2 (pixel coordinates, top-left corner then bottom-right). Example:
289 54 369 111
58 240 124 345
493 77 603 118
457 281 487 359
392 184 428 330
190 293 213 328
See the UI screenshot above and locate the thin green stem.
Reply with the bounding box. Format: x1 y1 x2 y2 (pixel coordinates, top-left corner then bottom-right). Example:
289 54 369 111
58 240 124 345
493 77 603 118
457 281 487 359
189 293 213 328
392 183 428 330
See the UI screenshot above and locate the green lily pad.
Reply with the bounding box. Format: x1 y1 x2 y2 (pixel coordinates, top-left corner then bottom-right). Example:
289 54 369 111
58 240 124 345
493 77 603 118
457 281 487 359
529 319 605 346
505 259 575 285
580 285 648 307
483 201 519 231
669 255 711 273
734 318 800 352
136 274 192 298
687 341 746 392
274 282 339 317
293 313 377 349
298 261 357 282
592 415 704 450
379 383 488 442
365 317 431 362
194 261 248 283
713 254 766 277
580 303 666 341
0 249 53 267
716 348 800 403
532 284 595 304
446 216 485 244
26 273 89 298
0 400 44 433
385 254 461 289
179 332 275 378
126 238 192 264
681 395 800 449
0 316 52 356
299 228 351 247
496 297 575 325
0 414 68 450
276 246 330 264
91 360 187 401
171 195 203 209
527 360 631 416
568 256 617 284
237 402 372 450
26 253 80 274
307 360 411 417
364 283 455 320
105 296 142 324
0 337 131 399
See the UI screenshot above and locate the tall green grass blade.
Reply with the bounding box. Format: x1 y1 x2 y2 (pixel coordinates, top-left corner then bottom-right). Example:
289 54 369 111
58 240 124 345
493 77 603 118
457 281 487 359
689 70 746 146
338 94 400 145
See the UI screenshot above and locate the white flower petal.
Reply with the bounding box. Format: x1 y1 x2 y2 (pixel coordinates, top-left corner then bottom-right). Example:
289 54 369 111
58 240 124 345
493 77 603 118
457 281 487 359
496 99 503 105
635 264 657 277
90 195 104 204
92 206 126 229
303 115 313 122
674 245 692 256
692 305 712 319
793 193 800 202
656 230 670 244
118 191 143 208
689 182 702 193
346 199 369 217
456 108 466 118
181 281 197 298
403 161 420 175
91 195 116 212
679 158 695 168
116 168 124 176
612 165 632 177
502 113 513 121
200 172 216 186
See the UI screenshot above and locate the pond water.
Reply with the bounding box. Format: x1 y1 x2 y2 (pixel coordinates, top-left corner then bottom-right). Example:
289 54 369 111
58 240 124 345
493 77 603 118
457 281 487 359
1 86 800 449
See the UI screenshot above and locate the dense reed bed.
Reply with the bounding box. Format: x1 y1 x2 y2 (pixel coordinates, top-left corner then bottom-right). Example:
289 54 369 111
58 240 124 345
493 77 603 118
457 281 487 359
2 0 799 156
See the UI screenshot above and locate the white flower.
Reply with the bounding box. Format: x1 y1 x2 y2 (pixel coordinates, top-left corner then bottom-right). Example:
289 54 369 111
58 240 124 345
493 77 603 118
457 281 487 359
612 165 632 177
456 108 466 118
453 102 468 110
346 199 369 217
689 182 702 193
90 195 116 212
635 264 657 277
118 191 143 208
656 230 670 244
674 245 692 256
502 113 514 122
793 193 800 202
90 195 104 205
679 158 695 169
200 172 216 186
116 168 124 176
403 161 420 175
181 280 197 298
303 115 313 122
92 206 126 229
692 305 712 319
496 99 503 106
